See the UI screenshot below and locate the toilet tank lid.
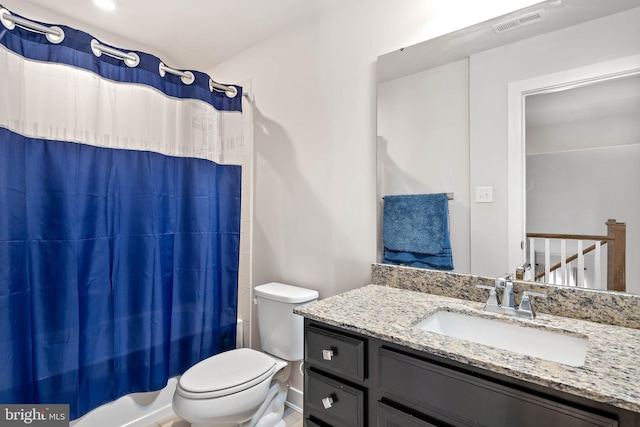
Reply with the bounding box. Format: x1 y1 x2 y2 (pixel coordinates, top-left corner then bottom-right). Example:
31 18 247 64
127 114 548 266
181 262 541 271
255 282 319 303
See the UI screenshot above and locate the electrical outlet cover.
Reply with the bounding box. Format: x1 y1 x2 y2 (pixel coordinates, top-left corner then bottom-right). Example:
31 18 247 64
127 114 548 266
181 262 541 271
475 186 493 203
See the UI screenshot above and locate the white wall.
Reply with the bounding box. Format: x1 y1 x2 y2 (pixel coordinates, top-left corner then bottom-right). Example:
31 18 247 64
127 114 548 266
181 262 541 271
377 59 471 273
209 0 533 303
527 144 640 294
209 0 540 396
469 7 640 277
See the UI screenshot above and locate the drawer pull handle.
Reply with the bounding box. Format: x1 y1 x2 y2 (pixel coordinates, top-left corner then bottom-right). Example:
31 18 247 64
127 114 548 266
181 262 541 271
321 395 334 409
322 349 334 360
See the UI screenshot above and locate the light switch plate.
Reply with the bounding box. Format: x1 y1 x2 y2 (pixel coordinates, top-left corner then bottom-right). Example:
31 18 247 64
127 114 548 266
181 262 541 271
475 186 493 203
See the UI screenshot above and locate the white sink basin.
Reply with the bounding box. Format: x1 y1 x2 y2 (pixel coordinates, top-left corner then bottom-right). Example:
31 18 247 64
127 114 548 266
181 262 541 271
414 310 588 367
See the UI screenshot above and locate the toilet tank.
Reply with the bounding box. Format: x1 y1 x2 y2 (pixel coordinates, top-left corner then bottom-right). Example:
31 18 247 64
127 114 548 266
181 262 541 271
254 282 319 361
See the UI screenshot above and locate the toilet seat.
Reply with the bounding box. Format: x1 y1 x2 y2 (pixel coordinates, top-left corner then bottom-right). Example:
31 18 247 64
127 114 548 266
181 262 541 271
176 348 277 400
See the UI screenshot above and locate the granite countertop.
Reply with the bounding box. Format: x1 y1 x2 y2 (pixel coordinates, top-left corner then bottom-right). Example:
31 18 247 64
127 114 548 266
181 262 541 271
295 284 640 412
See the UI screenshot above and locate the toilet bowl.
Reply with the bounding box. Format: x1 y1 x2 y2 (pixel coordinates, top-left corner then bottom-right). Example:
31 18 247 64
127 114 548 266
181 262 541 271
172 283 318 427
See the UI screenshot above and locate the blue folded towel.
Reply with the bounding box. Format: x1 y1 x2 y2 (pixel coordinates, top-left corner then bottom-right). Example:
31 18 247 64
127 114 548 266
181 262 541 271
382 193 453 270
383 245 453 270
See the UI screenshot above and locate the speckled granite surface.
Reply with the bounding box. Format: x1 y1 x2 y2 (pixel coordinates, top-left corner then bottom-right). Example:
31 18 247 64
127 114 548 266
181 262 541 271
295 285 640 412
371 263 640 329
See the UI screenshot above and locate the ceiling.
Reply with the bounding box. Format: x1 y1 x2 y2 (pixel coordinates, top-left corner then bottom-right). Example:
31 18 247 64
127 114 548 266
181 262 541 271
526 73 640 129
377 0 640 83
8 0 640 78
8 0 343 71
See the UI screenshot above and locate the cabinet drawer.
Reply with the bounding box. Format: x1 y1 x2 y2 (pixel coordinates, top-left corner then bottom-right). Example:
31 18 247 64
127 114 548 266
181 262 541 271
306 325 365 381
379 348 617 427
377 402 439 427
305 369 365 427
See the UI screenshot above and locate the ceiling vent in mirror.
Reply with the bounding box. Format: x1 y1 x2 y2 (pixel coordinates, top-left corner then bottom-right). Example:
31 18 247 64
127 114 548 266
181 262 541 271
492 9 546 33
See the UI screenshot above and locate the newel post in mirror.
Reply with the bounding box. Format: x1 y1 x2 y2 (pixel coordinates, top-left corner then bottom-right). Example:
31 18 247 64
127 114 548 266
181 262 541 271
606 219 626 292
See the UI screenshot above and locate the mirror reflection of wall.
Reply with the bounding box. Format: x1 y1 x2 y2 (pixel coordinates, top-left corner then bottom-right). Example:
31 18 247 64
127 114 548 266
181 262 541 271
376 0 640 294
525 74 640 292
377 59 471 273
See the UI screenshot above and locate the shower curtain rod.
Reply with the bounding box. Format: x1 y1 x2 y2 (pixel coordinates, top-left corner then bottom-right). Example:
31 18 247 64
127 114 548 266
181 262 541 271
0 7 64 43
0 7 239 97
1 11 60 36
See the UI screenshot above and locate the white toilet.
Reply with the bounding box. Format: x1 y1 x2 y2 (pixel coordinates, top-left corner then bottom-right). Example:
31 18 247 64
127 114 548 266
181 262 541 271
172 282 319 427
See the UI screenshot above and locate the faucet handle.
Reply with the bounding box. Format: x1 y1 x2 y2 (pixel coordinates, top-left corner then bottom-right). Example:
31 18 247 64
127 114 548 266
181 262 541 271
517 291 547 318
495 274 514 288
476 284 500 307
523 291 547 300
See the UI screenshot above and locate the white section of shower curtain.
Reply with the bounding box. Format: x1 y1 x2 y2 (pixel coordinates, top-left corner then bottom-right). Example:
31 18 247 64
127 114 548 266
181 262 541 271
0 44 239 164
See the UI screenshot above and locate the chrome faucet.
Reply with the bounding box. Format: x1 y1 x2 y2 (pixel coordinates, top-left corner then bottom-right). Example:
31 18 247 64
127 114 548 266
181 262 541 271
495 274 515 309
476 275 547 319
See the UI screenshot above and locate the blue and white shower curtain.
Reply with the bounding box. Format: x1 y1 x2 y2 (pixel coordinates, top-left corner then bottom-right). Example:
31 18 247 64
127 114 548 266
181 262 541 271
0 8 242 420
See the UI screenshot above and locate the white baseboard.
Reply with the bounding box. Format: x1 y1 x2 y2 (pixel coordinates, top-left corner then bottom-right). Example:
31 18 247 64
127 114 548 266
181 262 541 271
286 387 303 413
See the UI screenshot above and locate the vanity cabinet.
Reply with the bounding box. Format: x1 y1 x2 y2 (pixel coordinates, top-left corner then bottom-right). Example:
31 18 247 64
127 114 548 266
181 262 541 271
303 319 639 427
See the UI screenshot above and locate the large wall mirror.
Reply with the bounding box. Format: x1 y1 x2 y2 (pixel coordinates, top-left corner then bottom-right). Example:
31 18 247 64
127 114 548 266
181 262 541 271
376 0 640 294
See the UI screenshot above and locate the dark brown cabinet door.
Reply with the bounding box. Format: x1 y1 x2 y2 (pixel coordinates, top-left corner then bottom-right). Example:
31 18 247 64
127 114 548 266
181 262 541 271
379 348 618 427
377 402 441 427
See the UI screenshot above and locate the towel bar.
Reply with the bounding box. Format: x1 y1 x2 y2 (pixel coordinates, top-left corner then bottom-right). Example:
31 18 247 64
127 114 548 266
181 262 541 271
382 193 454 200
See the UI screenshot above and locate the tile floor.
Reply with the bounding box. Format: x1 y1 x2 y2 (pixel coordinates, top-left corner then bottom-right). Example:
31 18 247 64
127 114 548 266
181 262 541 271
151 407 303 427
